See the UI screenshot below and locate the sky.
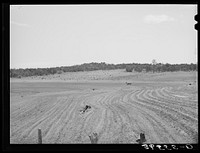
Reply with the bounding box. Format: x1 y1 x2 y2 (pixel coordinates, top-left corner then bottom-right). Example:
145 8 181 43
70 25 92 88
10 5 197 69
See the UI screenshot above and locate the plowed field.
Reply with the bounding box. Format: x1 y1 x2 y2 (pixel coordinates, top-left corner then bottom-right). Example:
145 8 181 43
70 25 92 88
10 71 198 144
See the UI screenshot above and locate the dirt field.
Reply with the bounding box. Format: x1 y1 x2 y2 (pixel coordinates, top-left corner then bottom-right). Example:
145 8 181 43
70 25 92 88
10 70 198 144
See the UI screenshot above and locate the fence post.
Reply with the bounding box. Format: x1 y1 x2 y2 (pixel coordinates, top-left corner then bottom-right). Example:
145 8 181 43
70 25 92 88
136 133 146 144
38 128 42 144
89 133 98 144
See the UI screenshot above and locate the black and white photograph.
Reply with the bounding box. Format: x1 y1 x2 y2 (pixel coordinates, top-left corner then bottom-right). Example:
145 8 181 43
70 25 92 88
9 4 197 146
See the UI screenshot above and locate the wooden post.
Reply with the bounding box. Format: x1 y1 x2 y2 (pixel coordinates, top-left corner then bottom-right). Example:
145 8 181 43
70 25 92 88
38 128 42 144
89 133 98 144
136 133 146 144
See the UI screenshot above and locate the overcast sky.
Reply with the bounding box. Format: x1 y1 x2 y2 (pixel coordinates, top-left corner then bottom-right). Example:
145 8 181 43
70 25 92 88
10 5 197 69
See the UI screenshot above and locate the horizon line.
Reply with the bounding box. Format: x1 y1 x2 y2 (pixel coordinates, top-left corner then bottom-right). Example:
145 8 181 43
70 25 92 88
10 61 198 69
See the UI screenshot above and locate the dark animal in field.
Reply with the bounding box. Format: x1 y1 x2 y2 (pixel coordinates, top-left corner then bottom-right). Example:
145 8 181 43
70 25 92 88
136 133 146 144
89 132 98 144
126 82 132 85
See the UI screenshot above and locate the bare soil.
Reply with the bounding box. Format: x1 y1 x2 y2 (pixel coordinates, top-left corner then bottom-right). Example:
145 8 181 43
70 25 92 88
10 70 198 144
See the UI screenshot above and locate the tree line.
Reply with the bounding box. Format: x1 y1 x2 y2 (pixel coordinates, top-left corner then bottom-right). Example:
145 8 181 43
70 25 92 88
10 62 197 78
125 62 197 72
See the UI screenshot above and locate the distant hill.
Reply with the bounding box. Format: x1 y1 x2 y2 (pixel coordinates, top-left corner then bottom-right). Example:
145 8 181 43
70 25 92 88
10 62 197 78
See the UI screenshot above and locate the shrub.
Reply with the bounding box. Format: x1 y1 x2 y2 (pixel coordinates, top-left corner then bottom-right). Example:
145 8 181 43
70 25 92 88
126 65 134 72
